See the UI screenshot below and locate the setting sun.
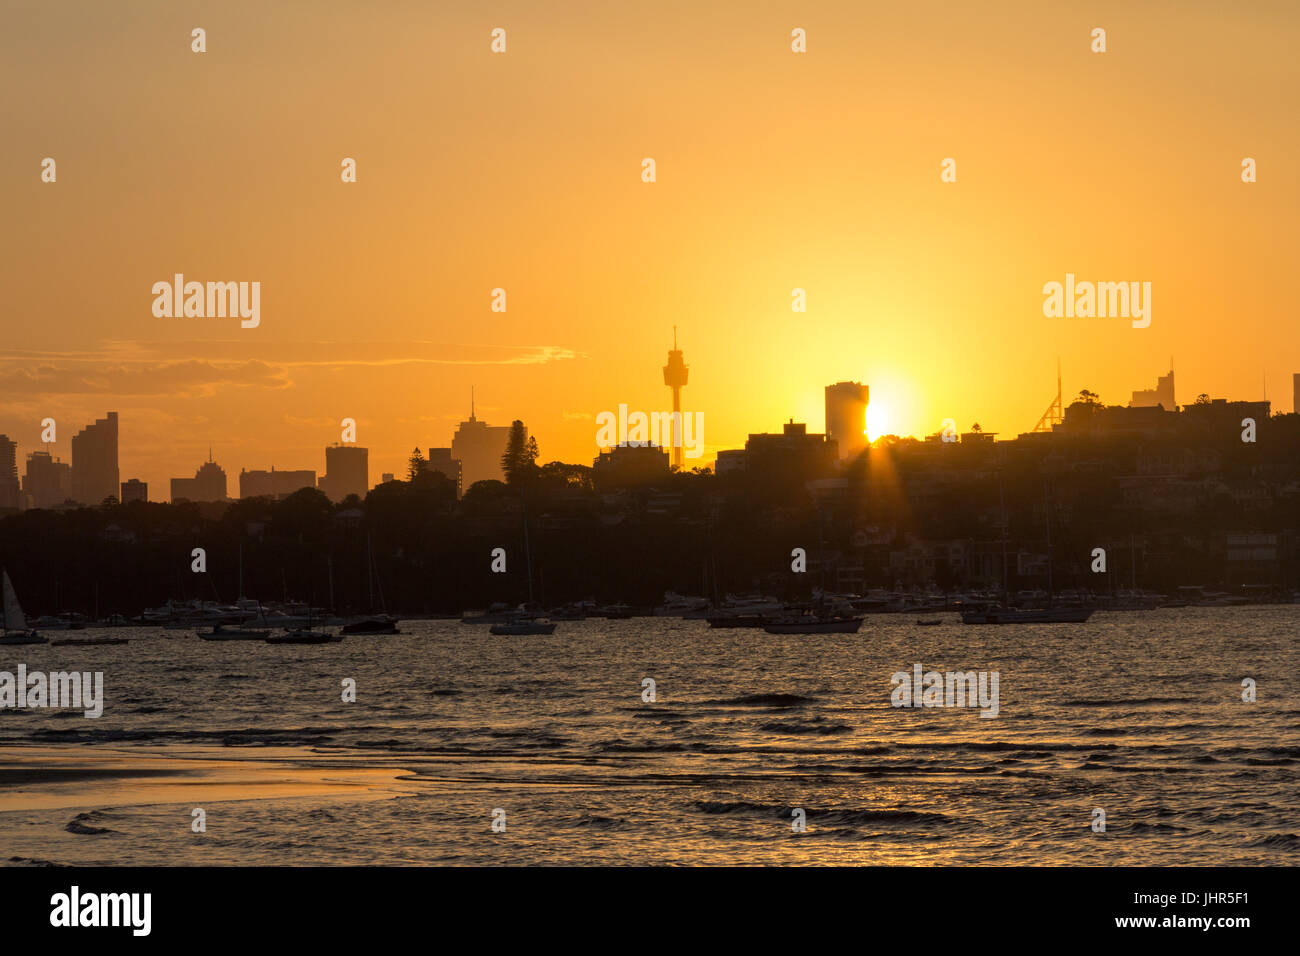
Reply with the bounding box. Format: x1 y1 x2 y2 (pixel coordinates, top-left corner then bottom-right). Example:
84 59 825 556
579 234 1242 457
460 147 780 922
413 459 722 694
867 402 889 443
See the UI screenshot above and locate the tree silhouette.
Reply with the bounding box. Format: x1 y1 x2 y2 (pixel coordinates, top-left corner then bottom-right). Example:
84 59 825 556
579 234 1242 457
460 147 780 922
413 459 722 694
501 421 538 485
407 447 426 481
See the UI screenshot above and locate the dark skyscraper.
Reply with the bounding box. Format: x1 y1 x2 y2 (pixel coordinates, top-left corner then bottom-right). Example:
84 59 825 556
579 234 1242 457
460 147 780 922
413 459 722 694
171 456 228 503
1131 369 1176 409
824 381 869 461
0 435 18 510
120 478 148 503
451 393 512 491
319 444 368 502
425 447 462 497
241 467 317 500
22 451 72 510
71 411 119 505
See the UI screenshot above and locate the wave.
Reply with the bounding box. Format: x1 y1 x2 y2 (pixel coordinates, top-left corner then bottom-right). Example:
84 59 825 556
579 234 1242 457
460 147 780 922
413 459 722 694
1250 832 1300 850
1060 697 1200 707
64 811 118 836
692 800 951 826
701 694 818 708
756 719 851 736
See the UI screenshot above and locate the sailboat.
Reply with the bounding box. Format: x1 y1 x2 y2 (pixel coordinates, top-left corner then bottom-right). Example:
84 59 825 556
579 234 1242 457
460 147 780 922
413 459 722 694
340 537 401 634
1 569 49 645
265 587 343 644
961 471 1094 624
489 499 557 636
762 510 864 635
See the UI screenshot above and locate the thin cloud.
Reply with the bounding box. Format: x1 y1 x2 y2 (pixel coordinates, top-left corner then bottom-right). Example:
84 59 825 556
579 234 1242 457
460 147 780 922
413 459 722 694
0 341 581 397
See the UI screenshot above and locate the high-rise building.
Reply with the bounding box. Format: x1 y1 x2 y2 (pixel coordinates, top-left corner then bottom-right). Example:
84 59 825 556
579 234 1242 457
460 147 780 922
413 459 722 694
171 457 227 502
1131 369 1176 409
71 411 119 505
824 381 870 461
1293 373 1299 415
593 442 670 488
318 444 368 502
120 478 148 503
425 447 462 496
744 420 839 476
662 328 689 470
451 394 512 491
240 467 317 500
22 451 73 510
0 435 18 510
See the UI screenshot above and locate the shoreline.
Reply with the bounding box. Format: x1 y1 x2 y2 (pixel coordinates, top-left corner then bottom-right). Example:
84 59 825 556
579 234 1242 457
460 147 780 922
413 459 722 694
0 744 414 815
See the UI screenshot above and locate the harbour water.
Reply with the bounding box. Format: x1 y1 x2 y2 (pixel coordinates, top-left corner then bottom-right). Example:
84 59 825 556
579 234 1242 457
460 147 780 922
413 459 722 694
0 606 1296 865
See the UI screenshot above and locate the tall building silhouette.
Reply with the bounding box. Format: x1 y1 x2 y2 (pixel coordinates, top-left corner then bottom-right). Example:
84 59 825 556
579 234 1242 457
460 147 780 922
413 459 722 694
1293 372 1299 415
23 451 72 509
0 435 18 510
71 411 119 505
171 455 227 502
662 329 689 470
120 478 148 503
824 381 870 460
241 467 317 500
1131 369 1176 409
319 444 368 502
451 392 512 491
425 447 462 497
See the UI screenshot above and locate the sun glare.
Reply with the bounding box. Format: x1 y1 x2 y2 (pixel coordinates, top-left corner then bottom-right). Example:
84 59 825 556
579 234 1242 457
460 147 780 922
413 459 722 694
866 402 889 443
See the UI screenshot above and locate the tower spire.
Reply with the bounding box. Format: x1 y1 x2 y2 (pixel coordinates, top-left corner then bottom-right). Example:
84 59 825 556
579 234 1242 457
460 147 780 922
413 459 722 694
662 329 689 470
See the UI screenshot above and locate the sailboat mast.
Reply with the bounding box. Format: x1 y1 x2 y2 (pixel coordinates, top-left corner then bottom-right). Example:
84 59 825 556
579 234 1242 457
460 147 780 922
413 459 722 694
1043 482 1053 605
998 468 1010 606
522 498 534 605
366 535 374 613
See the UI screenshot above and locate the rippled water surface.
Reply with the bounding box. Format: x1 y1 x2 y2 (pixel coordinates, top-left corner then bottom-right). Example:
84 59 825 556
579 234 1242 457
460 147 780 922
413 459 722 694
1 607 1296 865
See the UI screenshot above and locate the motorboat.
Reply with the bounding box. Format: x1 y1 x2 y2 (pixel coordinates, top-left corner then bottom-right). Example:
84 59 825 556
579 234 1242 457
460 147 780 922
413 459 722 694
960 606 1095 624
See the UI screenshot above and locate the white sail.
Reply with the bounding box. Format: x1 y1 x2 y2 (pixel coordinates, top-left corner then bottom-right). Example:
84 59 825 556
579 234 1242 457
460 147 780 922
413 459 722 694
3 570 26 631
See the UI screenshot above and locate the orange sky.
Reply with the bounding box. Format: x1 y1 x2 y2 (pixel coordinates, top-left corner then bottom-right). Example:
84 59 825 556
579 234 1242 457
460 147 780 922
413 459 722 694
1 1 1297 498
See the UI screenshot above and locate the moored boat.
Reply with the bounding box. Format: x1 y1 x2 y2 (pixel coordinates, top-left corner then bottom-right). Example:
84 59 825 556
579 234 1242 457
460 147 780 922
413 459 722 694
763 614 864 634
960 606 1095 624
50 637 130 646
340 616 401 634
0 569 47 645
265 629 343 645
489 619 557 635
199 623 272 641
